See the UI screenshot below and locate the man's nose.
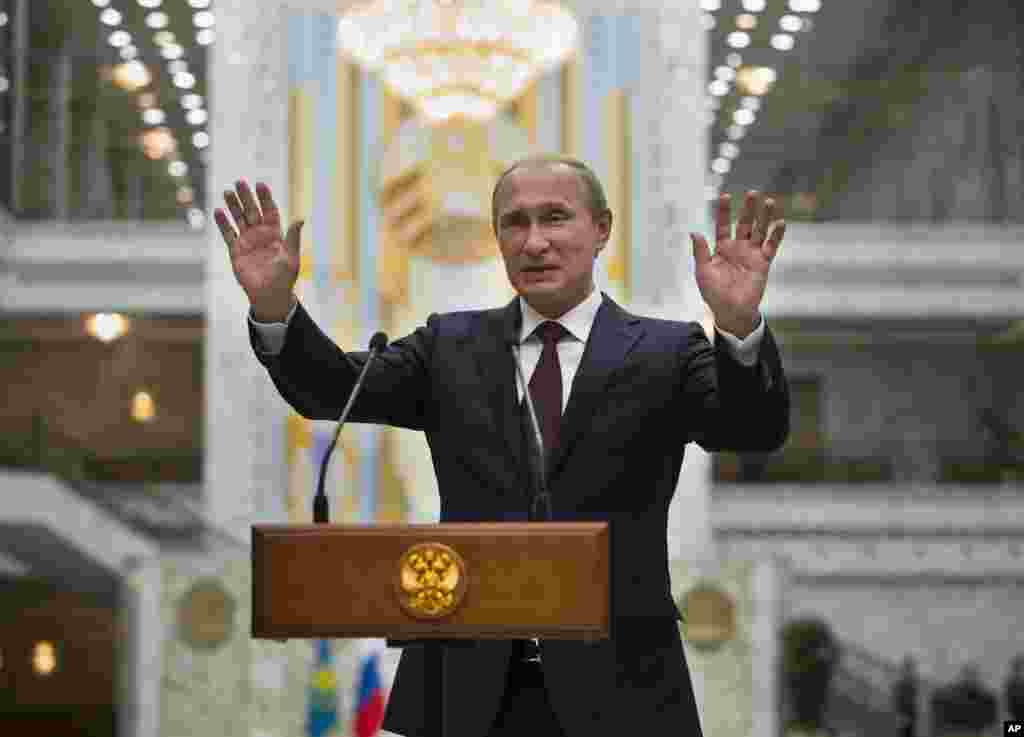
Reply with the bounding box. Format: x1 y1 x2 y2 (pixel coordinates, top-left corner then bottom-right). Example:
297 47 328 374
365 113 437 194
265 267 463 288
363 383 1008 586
523 222 548 252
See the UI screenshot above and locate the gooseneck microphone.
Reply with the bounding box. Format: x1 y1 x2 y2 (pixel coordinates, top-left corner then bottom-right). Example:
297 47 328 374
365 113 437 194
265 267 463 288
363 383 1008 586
313 331 390 523
509 337 553 522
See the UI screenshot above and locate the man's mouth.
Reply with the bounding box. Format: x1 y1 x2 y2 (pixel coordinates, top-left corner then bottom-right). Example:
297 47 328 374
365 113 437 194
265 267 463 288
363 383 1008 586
523 266 556 272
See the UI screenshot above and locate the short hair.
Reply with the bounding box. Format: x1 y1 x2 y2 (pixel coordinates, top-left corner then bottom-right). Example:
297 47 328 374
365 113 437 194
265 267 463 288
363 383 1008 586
491 154 610 236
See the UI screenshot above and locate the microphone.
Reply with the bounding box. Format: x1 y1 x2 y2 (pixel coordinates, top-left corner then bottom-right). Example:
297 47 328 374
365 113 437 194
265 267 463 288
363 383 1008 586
508 337 553 522
313 331 390 523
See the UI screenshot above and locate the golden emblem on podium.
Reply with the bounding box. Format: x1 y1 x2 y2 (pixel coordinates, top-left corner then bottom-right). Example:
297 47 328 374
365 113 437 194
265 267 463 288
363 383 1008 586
396 542 468 619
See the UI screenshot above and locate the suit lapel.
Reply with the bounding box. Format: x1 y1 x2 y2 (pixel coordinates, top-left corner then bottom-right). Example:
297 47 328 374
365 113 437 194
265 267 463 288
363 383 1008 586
472 292 644 502
473 296 531 502
547 293 643 481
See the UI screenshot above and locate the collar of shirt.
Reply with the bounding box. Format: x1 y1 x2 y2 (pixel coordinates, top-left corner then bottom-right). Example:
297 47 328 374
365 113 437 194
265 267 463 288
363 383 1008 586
517 285 603 347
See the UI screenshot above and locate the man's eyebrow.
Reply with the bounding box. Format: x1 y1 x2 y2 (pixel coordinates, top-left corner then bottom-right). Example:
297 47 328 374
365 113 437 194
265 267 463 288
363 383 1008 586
499 203 573 219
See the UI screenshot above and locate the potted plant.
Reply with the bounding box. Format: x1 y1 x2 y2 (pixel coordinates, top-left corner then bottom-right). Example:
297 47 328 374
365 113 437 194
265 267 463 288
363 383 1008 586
781 617 841 736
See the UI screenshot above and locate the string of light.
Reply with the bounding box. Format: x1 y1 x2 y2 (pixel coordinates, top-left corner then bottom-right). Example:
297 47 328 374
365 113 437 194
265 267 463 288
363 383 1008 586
0 11 9 97
701 0 822 199
88 0 214 229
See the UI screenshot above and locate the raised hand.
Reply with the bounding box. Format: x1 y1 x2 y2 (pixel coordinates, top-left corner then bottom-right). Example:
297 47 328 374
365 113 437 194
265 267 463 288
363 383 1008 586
214 180 304 322
690 191 785 337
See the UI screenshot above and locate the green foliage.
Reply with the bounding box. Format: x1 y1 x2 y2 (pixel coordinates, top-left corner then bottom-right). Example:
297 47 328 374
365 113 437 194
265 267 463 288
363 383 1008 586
781 617 841 732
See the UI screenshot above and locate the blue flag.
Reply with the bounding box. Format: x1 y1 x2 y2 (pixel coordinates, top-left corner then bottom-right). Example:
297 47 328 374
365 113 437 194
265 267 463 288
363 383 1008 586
307 639 340 737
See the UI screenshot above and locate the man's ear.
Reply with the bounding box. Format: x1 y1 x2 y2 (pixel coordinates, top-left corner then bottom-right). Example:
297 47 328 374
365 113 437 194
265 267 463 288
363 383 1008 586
598 209 613 243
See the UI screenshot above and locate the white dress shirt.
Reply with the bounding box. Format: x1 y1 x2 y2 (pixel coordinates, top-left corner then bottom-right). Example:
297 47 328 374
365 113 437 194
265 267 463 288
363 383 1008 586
249 285 765 414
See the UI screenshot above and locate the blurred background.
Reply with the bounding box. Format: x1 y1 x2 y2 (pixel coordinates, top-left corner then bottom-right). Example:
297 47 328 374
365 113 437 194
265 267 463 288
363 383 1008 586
1 1 1022 736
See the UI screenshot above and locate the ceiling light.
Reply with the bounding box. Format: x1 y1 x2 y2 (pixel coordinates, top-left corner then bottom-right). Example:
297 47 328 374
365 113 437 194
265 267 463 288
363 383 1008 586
708 79 730 96
196 29 215 45
100 8 122 25
733 108 755 126
741 0 766 11
736 65 776 95
779 14 803 32
770 33 795 50
145 11 169 29
108 30 131 47
789 0 821 11
33 642 57 676
131 391 156 423
720 142 740 159
726 125 746 140
112 61 151 92
193 11 216 28
699 0 721 10
160 44 185 60
85 313 129 342
727 31 750 49
711 158 731 174
140 127 176 159
336 0 578 124
142 108 166 125
736 14 757 30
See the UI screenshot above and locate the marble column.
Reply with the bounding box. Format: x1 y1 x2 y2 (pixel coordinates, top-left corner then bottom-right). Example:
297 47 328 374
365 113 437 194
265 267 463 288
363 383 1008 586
205 0 291 537
624 0 714 568
118 555 163 737
205 9 300 734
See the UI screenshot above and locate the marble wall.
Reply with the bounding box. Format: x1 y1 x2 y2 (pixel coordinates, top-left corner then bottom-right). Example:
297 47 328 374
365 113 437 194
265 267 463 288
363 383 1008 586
671 557 787 737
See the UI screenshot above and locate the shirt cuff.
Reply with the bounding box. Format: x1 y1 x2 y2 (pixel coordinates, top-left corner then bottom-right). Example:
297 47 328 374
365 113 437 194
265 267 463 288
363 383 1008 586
248 299 299 355
715 314 765 367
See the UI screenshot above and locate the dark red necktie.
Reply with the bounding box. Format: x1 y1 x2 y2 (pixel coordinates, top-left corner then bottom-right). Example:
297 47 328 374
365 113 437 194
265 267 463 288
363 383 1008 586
526 320 568 462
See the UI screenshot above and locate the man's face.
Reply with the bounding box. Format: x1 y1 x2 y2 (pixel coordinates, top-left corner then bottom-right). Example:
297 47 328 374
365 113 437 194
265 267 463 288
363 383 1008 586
494 164 612 319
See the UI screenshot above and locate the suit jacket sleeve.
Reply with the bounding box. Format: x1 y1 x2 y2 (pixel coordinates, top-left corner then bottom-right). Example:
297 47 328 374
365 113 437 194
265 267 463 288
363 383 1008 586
247 299 437 431
678 321 790 453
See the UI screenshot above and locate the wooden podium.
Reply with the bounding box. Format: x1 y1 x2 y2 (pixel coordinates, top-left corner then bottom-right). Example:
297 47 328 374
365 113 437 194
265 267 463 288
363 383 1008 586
252 521 611 736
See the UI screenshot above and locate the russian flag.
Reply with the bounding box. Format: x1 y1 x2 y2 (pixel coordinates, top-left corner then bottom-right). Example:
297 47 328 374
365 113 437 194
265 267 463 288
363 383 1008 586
352 641 387 737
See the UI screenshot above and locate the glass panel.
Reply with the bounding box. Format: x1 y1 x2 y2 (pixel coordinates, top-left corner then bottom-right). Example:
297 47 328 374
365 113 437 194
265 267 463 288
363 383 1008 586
706 0 1023 222
0 0 208 223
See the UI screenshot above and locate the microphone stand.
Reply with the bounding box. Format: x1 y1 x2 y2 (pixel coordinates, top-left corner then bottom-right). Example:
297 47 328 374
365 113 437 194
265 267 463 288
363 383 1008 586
307 330 465 733
510 342 552 522
312 331 389 524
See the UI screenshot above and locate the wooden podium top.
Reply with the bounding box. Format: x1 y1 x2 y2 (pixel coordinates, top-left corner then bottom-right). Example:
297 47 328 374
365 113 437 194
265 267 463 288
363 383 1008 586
252 521 610 641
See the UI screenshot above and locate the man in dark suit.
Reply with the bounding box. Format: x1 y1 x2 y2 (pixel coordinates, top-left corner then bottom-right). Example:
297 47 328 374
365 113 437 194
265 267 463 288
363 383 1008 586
215 155 790 737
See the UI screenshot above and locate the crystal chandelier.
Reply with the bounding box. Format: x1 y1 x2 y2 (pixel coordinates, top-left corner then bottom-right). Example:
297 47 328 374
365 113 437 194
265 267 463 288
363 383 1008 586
337 0 578 123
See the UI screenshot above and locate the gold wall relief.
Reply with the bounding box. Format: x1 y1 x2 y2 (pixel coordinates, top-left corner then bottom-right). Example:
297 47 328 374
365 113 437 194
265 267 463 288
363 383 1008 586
680 581 737 652
375 113 534 292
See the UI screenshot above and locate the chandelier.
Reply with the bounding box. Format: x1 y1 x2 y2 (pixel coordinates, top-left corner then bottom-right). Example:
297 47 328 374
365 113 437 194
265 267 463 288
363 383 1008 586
337 0 578 123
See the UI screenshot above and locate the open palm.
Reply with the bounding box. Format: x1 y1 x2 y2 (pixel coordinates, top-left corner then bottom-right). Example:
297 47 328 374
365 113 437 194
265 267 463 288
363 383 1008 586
214 180 304 320
691 191 785 336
